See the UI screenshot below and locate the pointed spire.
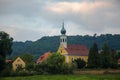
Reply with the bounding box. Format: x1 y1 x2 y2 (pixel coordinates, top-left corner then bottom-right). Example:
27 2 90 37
61 20 66 35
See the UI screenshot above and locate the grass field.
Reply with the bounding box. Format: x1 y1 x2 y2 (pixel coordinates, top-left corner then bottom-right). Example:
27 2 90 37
1 74 120 80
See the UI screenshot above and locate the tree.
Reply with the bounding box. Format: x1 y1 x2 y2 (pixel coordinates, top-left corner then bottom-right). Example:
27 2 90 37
0 31 13 71
74 58 86 69
21 53 34 71
46 52 65 74
115 52 120 60
100 43 112 68
35 52 76 74
87 43 100 68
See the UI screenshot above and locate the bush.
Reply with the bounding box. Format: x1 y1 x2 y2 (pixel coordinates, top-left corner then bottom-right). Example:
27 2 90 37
0 67 11 77
61 63 76 74
34 63 48 74
26 63 35 71
74 58 86 69
110 62 118 69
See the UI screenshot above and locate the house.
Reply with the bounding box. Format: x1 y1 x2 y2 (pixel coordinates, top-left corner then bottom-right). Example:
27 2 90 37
57 22 89 63
12 57 25 71
36 52 51 64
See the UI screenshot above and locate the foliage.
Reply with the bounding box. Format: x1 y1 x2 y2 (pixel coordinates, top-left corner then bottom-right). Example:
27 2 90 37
21 53 35 70
0 31 13 71
115 52 120 60
74 58 86 69
100 43 112 68
87 43 100 68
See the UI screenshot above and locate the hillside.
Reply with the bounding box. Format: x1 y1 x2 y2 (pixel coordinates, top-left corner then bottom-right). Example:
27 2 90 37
12 34 120 57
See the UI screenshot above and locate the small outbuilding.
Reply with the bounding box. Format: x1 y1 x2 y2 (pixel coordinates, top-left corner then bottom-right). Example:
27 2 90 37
12 57 25 71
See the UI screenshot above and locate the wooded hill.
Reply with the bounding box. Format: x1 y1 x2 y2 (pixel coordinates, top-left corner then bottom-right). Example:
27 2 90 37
12 34 120 57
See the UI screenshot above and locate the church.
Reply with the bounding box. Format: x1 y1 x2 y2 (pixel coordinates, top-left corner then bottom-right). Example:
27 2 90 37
57 22 89 63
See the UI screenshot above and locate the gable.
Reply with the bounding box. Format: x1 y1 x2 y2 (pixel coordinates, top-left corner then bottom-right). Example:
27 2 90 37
57 44 67 55
13 57 25 65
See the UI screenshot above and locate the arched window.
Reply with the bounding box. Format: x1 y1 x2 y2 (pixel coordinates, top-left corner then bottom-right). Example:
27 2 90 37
63 39 64 42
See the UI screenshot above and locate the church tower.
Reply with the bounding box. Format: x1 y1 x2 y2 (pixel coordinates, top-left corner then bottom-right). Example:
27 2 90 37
60 21 67 48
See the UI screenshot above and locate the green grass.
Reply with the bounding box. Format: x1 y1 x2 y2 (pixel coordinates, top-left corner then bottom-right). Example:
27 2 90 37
1 74 120 80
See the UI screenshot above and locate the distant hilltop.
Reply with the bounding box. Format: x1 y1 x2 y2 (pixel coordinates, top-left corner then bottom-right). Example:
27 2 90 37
12 34 120 57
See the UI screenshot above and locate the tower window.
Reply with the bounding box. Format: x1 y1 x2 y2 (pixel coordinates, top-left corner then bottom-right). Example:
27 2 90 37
63 39 64 42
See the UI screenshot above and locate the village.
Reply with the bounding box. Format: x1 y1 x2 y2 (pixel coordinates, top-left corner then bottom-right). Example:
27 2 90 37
0 22 119 77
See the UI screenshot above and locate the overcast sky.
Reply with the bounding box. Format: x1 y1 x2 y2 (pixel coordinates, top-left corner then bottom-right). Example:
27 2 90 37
0 0 120 41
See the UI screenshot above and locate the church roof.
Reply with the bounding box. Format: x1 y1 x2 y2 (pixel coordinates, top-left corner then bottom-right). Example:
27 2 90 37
65 44 89 56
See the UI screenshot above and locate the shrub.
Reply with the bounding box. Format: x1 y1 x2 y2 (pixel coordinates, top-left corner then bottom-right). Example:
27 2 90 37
74 58 86 69
0 67 11 77
110 62 118 69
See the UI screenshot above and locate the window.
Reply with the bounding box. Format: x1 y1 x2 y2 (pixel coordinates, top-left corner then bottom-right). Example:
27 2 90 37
63 39 64 42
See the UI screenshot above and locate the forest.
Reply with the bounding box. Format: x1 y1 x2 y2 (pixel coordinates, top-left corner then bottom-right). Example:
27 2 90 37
12 34 120 58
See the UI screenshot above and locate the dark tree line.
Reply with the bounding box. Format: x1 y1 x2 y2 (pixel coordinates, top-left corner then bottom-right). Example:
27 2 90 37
87 43 118 69
12 34 120 58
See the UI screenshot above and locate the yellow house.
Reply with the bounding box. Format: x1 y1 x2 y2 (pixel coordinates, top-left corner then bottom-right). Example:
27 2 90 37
12 57 26 71
57 22 89 63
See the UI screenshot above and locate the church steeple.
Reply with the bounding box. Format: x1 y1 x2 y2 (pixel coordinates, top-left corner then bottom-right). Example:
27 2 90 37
61 21 66 35
60 21 67 48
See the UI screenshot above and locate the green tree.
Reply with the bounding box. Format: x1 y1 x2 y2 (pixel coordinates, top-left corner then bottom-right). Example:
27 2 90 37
35 52 76 74
115 52 120 60
100 43 112 68
0 31 13 71
87 43 100 68
110 49 118 68
74 58 86 69
46 52 65 74
21 53 34 71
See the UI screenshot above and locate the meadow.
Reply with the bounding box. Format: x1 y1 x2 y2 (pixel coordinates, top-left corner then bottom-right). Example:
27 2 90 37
1 74 120 80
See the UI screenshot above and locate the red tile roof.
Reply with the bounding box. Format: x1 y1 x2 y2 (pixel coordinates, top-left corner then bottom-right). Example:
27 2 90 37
36 52 51 64
5 60 12 63
65 44 89 56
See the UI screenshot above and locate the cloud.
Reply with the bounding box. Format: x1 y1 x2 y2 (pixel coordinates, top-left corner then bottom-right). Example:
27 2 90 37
0 0 120 41
46 1 112 14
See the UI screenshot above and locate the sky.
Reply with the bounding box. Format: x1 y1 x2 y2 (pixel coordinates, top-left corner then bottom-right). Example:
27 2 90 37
0 0 120 41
